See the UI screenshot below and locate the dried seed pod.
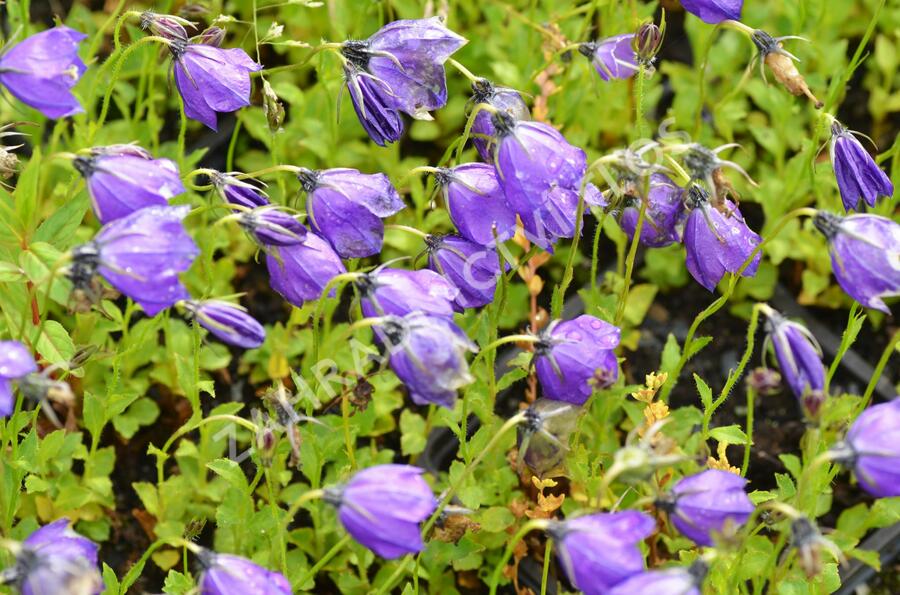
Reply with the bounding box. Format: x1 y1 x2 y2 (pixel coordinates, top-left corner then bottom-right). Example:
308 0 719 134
752 30 822 108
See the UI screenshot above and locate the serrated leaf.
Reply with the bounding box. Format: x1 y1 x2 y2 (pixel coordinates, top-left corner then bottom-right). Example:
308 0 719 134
32 320 75 367
710 424 749 445
206 458 249 490
694 374 713 409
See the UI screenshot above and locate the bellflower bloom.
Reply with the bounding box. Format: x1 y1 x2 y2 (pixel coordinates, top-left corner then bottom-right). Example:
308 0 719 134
619 173 684 248
680 0 743 24
343 63 404 146
0 340 38 417
813 211 900 313
435 163 517 246
67 206 199 316
210 171 270 210
197 549 290 595
657 469 754 546
324 464 437 558
425 234 501 310
0 26 87 119
548 511 655 595
356 267 459 319
534 315 621 405
830 399 900 498
73 145 185 224
297 167 405 258
183 300 266 349
171 41 262 130
683 186 761 291
235 207 307 247
377 313 477 408
608 561 708 595
266 232 347 308
578 35 639 81
829 120 893 212
469 78 530 162
761 306 825 410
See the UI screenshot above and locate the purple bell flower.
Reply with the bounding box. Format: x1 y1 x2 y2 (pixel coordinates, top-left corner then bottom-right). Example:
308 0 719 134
761 306 825 406
657 469 754 546
235 207 307 247
435 163 517 246
73 145 185 224
297 167 405 258
829 120 894 212
548 511 655 595
325 464 437 558
343 63 404 146
831 399 900 498
183 300 266 349
680 0 743 24
0 26 87 119
210 171 270 209
0 340 38 417
578 35 639 81
683 186 761 291
608 561 708 595
619 173 685 248
68 205 199 316
469 78 530 162
172 42 262 130
426 234 501 310
266 232 347 308
2 518 102 595
813 211 900 313
357 267 458 319
534 315 621 405
197 549 290 595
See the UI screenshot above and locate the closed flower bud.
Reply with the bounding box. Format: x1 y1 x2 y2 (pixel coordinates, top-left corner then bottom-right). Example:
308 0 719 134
434 163 517 246
0 340 38 417
752 30 822 108
746 366 782 396
254 423 277 468
830 398 900 498
266 232 346 308
619 173 684 248
579 35 639 81
680 0 743 24
469 78 530 162
210 171 270 210
197 549 290 594
357 267 459 319
197 26 226 47
517 398 581 477
633 22 664 67
343 64 404 146
608 560 708 595
426 234 502 310
139 11 191 42
183 300 266 349
235 207 307 247
828 119 893 212
262 79 285 132
761 306 825 404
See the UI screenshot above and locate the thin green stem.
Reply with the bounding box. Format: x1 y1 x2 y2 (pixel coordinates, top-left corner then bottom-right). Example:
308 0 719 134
614 195 646 326
552 181 588 319
297 534 352 586
282 489 326 534
825 302 862 391
860 328 899 411
447 58 480 83
471 334 538 367
634 64 647 139
540 538 553 595
341 391 358 470
488 519 551 595
742 386 756 476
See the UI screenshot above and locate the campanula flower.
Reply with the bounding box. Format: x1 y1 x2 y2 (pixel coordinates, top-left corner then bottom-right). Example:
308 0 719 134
376 313 477 408
435 163 517 246
0 27 87 119
182 300 266 349
235 207 307 247
68 206 199 316
425 234 501 310
73 145 185 224
171 41 262 130
297 167 405 258
619 173 684 248
139 11 191 42
197 549 290 595
356 267 458 319
210 171 270 209
469 78 530 162
0 340 38 417
324 464 437 558
656 469 754 546
608 561 708 595
266 232 347 308
578 35 639 81
813 211 900 313
547 511 655 595
343 63 404 146
830 399 900 498
534 315 620 405
1 518 102 595
683 186 761 291
680 0 743 24
517 399 580 478
761 306 825 409
829 120 893 212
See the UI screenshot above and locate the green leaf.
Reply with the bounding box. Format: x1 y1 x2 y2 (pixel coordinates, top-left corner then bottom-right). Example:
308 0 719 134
694 374 713 410
399 409 427 456
0 261 24 282
206 458 249 490
32 320 75 368
100 563 120 595
13 148 41 234
162 570 194 594
111 398 160 439
710 424 749 446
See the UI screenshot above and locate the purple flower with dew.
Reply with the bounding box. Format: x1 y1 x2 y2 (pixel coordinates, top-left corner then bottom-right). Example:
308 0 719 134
197 549 290 595
682 186 761 291
357 267 459 319
324 464 437 558
171 41 262 130
534 315 621 405
831 398 900 498
469 78 530 162
813 211 900 313
761 306 825 406
0 26 87 119
0 340 38 417
608 560 709 595
680 0 743 24
297 167 405 258
67 205 199 316
435 163 517 246
235 207 307 247
548 511 655 595
343 63 404 146
425 234 502 310
829 120 893 212
375 313 477 408
210 171 270 209
182 300 266 349
578 34 639 81
73 145 185 224
265 232 347 308
657 469 754 546
619 173 684 248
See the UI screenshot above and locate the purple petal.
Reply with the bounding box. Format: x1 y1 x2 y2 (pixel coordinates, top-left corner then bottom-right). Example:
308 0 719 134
0 340 38 378
680 0 743 24
442 163 517 246
266 232 347 307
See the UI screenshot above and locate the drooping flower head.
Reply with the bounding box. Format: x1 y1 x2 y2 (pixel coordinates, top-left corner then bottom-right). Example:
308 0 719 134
516 398 581 478
682 142 756 207
182 300 266 349
342 63 404 147
760 306 826 413
434 163 517 246
0 340 38 417
534 315 621 405
578 34 639 81
0 26 87 119
682 186 761 291
828 119 893 212
139 11 192 42
196 549 290 595
812 211 900 313
210 171 270 210
830 399 900 498
547 511 655 595
469 78 530 162
619 173 684 248
356 267 458 319
297 167 405 258
73 145 185 224
680 0 743 24
324 464 437 558
608 560 709 595
425 234 501 310
234 207 307 248
656 469 754 546
265 232 347 308
67 205 199 316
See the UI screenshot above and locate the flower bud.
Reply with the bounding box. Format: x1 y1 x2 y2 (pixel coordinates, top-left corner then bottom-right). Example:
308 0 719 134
183 300 266 349
197 26 225 47
632 21 663 66
139 11 190 43
262 79 285 132
255 424 277 468
608 559 708 595
761 306 826 405
197 548 290 594
746 366 782 396
831 398 900 498
829 119 893 212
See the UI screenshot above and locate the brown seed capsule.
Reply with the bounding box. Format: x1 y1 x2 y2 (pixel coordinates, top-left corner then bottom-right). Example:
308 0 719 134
262 80 285 133
753 30 823 109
